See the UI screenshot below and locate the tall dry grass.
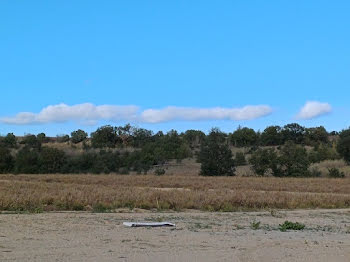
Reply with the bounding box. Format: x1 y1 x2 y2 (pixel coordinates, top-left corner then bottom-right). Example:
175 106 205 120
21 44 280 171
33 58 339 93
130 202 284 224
0 174 349 212
310 159 350 177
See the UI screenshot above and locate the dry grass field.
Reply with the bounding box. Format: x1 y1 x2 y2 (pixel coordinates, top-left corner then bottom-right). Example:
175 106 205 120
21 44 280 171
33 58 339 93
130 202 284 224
0 174 349 212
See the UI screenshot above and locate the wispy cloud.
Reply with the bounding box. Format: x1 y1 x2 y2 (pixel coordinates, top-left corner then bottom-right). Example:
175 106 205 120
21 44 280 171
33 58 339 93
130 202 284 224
140 105 272 123
0 103 273 125
296 101 332 120
0 103 139 125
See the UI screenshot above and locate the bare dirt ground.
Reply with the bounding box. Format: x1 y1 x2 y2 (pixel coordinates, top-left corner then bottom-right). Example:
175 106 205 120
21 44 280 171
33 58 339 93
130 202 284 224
0 209 349 262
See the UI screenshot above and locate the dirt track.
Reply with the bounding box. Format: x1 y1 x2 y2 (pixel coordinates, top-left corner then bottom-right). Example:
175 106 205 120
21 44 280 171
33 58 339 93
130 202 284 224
0 209 349 261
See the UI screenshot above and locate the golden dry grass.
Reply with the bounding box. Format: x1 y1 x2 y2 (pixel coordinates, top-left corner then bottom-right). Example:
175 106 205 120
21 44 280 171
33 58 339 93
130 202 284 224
310 159 350 177
0 174 349 212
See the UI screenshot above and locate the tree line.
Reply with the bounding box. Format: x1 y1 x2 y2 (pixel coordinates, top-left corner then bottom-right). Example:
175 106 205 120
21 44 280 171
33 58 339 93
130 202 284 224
0 123 349 177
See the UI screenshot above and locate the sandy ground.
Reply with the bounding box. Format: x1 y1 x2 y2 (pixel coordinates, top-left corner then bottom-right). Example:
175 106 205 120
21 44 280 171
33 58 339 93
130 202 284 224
0 209 349 262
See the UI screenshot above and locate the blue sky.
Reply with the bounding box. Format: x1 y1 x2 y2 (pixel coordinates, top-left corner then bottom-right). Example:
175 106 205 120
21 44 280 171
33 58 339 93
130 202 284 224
1 1 349 136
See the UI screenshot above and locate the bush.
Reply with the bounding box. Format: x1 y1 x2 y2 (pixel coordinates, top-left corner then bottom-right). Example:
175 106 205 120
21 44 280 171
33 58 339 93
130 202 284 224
279 221 305 232
119 167 130 175
309 167 322 177
309 143 339 163
250 220 261 230
328 168 345 178
154 168 166 176
92 203 113 213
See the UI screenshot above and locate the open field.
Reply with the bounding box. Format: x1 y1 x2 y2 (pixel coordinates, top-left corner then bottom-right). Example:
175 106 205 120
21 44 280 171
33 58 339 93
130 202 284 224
0 209 349 261
0 174 349 261
0 174 349 212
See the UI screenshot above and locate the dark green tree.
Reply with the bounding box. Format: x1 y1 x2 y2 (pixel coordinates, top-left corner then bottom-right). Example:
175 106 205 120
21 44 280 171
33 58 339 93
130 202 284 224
277 142 310 177
71 129 88 144
0 147 14 173
2 133 17 148
308 143 339 163
337 128 350 163
15 148 40 174
183 130 206 149
37 133 48 143
39 147 67 173
91 125 121 148
23 134 41 150
198 129 235 176
305 126 328 145
115 124 133 146
260 126 283 146
132 128 153 147
249 148 279 176
231 127 258 147
282 123 305 144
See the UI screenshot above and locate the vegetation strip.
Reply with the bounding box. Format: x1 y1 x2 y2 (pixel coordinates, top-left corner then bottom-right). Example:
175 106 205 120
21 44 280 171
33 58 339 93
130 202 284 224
0 175 349 212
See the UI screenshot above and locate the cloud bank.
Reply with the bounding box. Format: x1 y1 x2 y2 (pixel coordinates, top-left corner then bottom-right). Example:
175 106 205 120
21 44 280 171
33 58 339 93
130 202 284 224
296 101 332 120
0 103 272 125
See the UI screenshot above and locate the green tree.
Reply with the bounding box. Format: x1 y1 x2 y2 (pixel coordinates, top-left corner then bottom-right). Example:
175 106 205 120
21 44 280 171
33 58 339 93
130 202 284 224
39 147 67 173
308 143 339 163
37 133 48 143
2 133 17 148
277 142 310 177
305 126 328 145
249 148 279 176
23 134 41 150
15 148 40 174
337 128 350 163
0 147 14 173
198 129 235 176
132 127 153 147
282 123 305 144
91 125 121 148
231 127 258 147
71 129 88 144
260 126 283 146
183 130 206 149
115 124 133 146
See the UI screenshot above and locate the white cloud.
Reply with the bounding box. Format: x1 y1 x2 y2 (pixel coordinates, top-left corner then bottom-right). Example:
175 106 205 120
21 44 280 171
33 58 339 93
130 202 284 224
0 103 139 125
141 105 272 123
296 101 332 120
0 103 273 125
